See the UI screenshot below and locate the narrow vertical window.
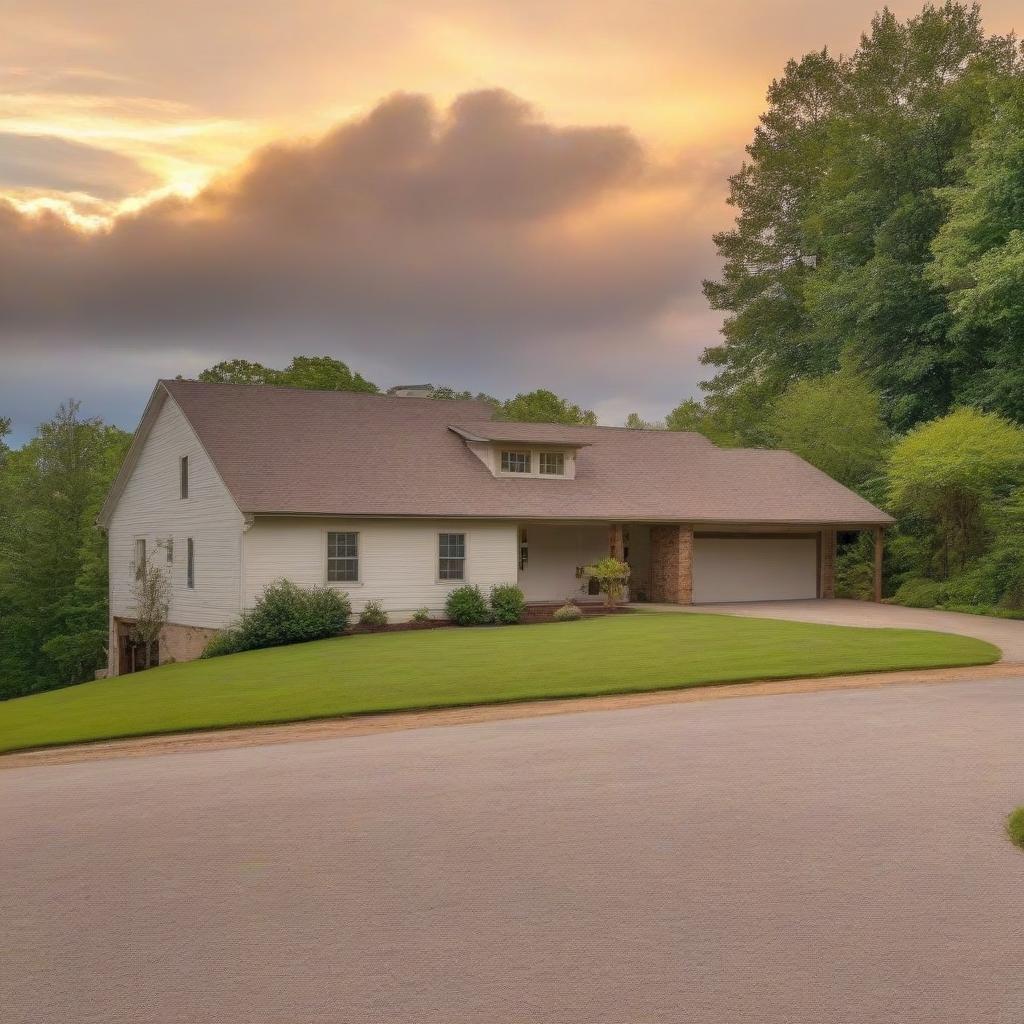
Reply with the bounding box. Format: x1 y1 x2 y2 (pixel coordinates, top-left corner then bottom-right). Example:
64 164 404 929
165 538 174 563
326 532 359 582
439 533 466 580
180 455 189 499
186 538 195 589
134 538 146 579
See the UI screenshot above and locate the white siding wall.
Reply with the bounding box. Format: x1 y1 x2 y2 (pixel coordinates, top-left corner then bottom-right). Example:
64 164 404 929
518 524 608 602
108 397 245 635
243 518 518 618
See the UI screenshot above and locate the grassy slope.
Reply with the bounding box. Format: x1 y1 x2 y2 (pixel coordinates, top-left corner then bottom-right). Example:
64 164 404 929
0 613 999 753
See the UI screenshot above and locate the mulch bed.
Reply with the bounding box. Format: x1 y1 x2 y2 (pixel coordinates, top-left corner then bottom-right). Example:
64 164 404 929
347 604 631 634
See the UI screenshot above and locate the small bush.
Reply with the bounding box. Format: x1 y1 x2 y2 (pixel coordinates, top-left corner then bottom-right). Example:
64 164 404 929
359 600 389 628
411 607 431 623
1008 806 1024 850
201 627 247 659
553 602 583 622
490 583 526 624
202 579 350 658
583 557 631 607
893 577 943 609
445 585 491 626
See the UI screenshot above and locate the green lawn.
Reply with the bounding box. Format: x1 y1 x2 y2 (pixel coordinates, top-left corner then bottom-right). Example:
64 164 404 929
0 612 999 754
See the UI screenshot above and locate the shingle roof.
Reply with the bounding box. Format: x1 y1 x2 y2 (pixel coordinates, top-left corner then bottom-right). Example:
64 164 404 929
158 379 892 525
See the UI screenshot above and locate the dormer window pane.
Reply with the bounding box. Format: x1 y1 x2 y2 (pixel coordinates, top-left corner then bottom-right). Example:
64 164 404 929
539 452 565 475
501 450 531 473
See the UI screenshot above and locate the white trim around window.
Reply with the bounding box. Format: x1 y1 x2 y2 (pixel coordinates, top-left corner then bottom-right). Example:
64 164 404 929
325 530 361 585
437 531 467 582
500 449 532 474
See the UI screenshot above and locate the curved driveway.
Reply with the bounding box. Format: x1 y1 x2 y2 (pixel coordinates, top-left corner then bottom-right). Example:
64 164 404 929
3 675 1023 1023
639 598 1024 662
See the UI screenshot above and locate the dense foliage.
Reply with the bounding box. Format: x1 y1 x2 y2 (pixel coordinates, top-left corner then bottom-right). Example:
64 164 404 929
584 557 631 607
198 355 379 393
202 579 351 658
0 405 131 699
444 585 491 626
489 583 526 625
698 2 1023 440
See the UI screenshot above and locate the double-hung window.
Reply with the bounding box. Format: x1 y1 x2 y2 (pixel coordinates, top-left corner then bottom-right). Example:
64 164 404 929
327 532 359 582
538 451 565 475
500 450 531 473
439 533 466 580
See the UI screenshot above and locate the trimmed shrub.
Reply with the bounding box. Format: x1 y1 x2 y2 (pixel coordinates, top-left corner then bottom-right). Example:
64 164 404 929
490 583 526 625
359 600 388 628
411 607 431 623
583 556 631 607
445 585 491 626
892 577 943 609
553 602 583 622
201 579 350 658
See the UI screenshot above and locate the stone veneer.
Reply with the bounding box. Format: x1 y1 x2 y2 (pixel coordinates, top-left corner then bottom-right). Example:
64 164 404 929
160 622 220 663
820 528 837 599
648 524 693 604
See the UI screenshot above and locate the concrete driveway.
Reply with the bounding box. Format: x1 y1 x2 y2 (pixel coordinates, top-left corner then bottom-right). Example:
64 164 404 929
636 598 1024 662
3 676 1023 1023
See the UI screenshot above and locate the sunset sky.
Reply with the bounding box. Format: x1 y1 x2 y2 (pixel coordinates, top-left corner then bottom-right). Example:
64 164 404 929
2 0 1021 442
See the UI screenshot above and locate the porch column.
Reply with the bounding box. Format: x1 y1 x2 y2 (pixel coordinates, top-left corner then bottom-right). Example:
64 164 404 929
820 528 836 599
609 523 624 560
873 526 884 603
649 524 693 605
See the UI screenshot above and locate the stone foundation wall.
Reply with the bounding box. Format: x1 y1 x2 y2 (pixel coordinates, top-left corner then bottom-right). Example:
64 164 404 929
649 525 693 604
160 622 220 664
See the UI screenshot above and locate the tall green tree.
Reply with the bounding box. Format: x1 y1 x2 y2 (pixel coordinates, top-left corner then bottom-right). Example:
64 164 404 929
198 355 378 393
0 404 131 698
703 3 1022 436
498 389 597 425
768 355 889 490
929 77 1024 420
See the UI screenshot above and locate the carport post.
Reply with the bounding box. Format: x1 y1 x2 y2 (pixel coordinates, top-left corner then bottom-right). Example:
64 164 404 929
873 526 884 603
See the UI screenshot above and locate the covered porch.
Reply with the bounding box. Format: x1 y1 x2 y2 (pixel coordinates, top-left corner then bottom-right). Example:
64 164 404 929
516 521 886 606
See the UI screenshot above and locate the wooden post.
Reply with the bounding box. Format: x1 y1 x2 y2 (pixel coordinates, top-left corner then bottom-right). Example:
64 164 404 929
609 523 624 560
873 526 884 603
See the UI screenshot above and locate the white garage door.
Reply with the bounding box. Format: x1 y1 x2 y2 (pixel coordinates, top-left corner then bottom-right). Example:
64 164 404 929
692 536 818 603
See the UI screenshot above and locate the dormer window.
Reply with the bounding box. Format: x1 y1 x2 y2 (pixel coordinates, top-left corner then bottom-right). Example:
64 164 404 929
501 450 531 473
539 452 564 475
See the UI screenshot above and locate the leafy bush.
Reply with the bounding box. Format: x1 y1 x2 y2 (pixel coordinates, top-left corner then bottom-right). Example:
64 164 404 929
411 607 431 623
444 585 491 626
359 600 388 628
489 583 526 625
583 557 631 607
553 602 583 622
202 579 350 658
892 577 943 609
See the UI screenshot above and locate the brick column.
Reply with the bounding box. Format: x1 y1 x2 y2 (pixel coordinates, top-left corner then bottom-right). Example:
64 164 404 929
608 523 624 560
649 524 693 605
820 528 836 599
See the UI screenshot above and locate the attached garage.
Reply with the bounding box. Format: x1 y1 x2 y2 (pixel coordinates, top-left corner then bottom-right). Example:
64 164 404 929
692 534 819 604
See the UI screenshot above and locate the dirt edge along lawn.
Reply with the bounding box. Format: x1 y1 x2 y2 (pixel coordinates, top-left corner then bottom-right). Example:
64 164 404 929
0 612 1000 754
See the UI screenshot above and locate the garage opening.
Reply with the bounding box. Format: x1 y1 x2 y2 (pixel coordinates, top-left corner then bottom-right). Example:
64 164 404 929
692 533 818 603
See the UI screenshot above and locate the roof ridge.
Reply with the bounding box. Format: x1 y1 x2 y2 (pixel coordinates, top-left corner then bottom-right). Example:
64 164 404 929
161 378 491 407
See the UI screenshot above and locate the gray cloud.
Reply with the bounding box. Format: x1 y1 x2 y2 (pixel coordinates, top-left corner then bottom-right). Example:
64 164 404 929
0 132 159 199
0 89 724 437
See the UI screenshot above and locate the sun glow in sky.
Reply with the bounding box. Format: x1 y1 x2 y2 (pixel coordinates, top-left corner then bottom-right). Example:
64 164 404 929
1 0 1022 440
